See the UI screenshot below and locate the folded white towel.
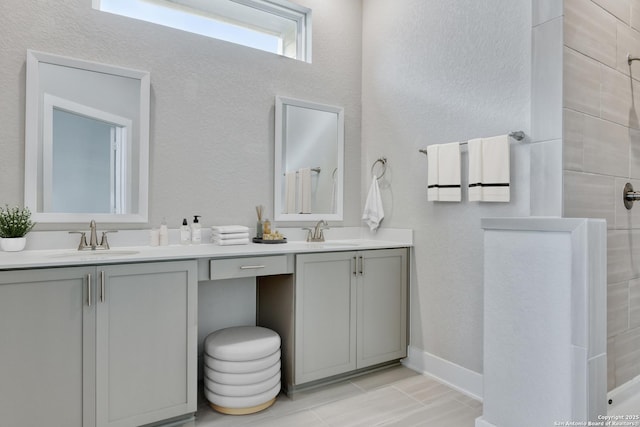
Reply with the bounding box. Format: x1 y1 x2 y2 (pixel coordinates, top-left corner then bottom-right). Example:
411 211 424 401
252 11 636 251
437 142 461 202
285 171 296 214
298 168 312 214
426 145 439 201
467 138 483 202
211 225 249 234
362 174 384 232
212 232 250 240
213 238 250 246
467 135 510 202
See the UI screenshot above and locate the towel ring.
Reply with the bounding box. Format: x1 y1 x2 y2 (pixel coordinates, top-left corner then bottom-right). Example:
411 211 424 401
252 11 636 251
371 157 387 179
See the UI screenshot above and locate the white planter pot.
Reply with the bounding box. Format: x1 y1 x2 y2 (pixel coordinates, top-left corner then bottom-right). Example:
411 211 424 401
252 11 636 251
1 237 27 252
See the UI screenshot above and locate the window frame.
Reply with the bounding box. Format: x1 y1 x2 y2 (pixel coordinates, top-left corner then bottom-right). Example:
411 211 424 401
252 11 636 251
92 0 312 62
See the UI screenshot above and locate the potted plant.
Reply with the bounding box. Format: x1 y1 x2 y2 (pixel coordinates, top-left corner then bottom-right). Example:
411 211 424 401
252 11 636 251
0 205 36 252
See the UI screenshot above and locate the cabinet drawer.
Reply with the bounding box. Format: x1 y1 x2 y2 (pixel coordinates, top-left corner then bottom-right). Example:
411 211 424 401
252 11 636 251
210 255 288 280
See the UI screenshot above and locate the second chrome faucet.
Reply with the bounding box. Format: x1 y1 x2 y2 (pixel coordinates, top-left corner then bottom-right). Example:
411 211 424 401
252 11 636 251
304 220 329 242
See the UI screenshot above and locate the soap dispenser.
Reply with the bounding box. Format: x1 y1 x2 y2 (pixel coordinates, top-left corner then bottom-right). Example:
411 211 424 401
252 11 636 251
180 218 191 245
191 215 202 245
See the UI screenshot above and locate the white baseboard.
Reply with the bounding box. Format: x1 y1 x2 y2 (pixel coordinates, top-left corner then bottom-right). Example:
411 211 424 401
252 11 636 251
475 417 495 427
402 345 483 401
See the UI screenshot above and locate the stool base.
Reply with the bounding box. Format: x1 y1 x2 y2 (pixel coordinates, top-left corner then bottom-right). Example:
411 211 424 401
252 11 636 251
209 397 276 415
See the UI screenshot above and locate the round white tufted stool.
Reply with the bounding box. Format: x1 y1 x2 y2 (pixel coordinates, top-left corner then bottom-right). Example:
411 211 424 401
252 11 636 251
203 326 281 415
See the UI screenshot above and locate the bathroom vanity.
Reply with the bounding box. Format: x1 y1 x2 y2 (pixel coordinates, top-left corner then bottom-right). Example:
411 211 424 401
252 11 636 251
0 234 410 427
0 260 197 427
258 249 407 391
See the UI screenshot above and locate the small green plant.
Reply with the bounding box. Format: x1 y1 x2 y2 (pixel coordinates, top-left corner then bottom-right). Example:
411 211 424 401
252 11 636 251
0 205 36 238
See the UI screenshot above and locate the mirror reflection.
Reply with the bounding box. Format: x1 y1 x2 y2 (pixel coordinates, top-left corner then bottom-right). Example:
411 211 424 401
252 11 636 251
274 96 344 221
25 50 150 223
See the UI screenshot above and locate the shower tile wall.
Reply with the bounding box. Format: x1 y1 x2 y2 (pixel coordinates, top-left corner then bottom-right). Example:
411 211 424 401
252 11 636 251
561 0 640 391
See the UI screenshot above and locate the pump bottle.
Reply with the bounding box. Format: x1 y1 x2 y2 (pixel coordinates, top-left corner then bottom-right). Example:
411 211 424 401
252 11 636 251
180 218 191 245
191 215 202 244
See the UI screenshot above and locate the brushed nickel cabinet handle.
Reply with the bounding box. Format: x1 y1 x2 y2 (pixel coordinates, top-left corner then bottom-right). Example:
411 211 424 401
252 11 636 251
353 257 357 276
87 273 92 307
100 271 105 303
240 265 266 270
359 256 364 276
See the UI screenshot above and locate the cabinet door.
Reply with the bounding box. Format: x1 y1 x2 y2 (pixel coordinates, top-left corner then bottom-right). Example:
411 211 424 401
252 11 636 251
0 267 95 427
295 252 356 384
357 248 407 368
96 261 197 427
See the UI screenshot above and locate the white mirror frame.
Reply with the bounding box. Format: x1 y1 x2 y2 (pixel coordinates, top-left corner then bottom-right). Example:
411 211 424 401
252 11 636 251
24 50 150 223
274 96 344 222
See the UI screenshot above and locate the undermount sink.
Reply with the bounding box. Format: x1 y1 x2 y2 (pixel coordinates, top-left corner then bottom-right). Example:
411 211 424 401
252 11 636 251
50 249 140 258
305 241 361 248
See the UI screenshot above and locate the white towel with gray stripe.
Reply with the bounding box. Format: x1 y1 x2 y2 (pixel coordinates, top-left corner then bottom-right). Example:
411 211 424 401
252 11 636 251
468 135 510 202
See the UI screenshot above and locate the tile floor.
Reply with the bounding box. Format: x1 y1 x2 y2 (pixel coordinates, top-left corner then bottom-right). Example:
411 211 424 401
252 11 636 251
181 365 482 427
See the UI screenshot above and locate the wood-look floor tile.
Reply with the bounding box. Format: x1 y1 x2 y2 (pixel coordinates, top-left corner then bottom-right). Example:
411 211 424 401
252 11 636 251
351 365 420 391
313 387 423 427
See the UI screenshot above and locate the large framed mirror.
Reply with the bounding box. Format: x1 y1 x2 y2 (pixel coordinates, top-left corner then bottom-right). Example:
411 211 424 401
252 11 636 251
274 96 344 222
24 50 150 223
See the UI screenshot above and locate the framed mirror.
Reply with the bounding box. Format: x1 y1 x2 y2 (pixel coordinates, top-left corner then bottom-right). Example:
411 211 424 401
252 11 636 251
274 96 344 222
24 50 150 223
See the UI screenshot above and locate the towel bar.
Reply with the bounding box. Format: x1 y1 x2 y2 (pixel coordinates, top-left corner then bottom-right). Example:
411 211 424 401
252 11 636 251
418 131 525 156
628 53 639 65
283 167 320 175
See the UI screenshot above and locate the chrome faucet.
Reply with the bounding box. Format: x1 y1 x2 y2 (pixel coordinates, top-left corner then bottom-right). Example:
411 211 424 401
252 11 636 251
70 220 117 250
88 220 99 250
304 220 329 242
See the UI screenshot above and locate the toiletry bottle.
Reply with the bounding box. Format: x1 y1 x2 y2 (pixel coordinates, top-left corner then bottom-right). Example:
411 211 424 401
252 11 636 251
191 215 202 244
159 218 169 246
149 229 160 247
180 218 191 245
263 218 271 236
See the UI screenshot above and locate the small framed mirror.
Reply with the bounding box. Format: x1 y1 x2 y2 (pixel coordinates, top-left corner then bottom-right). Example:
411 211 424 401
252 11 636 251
274 96 344 222
24 50 150 223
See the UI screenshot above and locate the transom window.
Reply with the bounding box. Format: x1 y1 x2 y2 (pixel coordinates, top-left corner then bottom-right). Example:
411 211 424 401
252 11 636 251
93 0 312 62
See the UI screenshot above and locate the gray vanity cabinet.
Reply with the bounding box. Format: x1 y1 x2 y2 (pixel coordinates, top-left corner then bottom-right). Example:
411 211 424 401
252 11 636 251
0 260 197 427
95 261 197 427
293 248 407 385
0 266 95 427
294 251 357 384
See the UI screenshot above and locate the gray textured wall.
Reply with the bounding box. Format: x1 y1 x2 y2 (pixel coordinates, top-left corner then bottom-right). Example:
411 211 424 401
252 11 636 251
361 0 532 374
0 0 362 229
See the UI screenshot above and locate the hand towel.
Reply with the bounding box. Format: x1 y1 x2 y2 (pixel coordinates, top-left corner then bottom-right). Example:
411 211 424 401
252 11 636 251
211 225 249 234
426 145 439 201
480 135 510 202
298 168 312 214
211 232 250 240
285 171 297 214
362 174 384 232
467 138 483 202
437 142 461 202
213 238 250 246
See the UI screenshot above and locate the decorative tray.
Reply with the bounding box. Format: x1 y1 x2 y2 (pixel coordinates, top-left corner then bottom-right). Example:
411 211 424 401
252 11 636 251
252 237 287 244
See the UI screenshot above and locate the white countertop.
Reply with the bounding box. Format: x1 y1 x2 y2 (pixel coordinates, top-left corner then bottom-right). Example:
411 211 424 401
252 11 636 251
0 227 412 270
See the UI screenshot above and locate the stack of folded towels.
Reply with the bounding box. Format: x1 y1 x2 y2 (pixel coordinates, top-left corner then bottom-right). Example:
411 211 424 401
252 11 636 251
211 225 250 246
